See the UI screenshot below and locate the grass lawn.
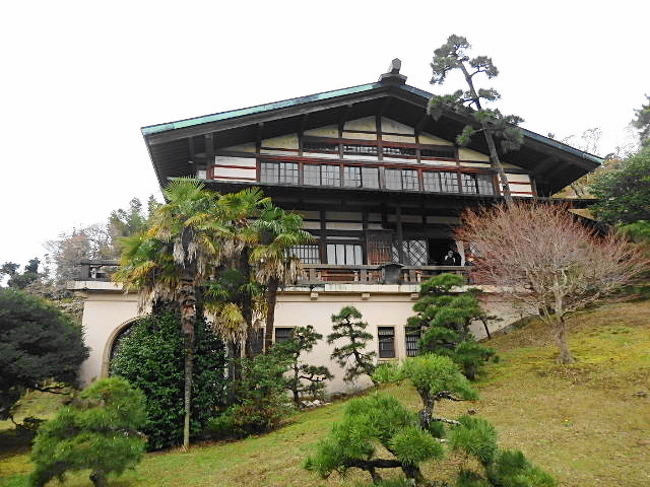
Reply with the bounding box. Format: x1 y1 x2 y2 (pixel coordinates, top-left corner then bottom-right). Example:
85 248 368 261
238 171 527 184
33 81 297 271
1 299 649 486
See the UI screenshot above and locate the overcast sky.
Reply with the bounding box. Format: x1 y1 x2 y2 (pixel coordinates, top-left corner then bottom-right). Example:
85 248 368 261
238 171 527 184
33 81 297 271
1 0 647 269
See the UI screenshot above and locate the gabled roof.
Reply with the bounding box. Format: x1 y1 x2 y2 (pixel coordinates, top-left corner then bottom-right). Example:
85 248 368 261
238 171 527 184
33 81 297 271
141 66 602 196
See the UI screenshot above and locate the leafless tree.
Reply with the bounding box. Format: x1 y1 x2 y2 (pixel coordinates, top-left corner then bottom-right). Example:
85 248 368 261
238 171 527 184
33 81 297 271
457 202 648 363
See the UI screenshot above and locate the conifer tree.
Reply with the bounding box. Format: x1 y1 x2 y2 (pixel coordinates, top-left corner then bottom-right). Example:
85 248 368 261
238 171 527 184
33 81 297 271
327 306 377 385
29 378 147 487
278 325 333 406
407 273 495 379
428 35 524 202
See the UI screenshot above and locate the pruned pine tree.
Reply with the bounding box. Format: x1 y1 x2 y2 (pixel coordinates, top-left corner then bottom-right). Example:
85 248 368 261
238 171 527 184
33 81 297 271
327 306 377 386
369 355 555 487
428 34 523 202
29 378 147 487
278 325 332 406
304 393 444 485
408 273 495 380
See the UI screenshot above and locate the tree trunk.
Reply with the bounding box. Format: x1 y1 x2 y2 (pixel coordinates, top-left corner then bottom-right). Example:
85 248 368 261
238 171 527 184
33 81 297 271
264 277 280 353
90 471 108 487
178 276 197 450
553 316 574 364
458 62 513 203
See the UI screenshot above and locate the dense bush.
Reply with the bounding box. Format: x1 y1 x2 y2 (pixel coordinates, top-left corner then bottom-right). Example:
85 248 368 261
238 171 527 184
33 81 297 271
29 377 146 487
0 288 88 421
208 347 293 438
110 310 227 450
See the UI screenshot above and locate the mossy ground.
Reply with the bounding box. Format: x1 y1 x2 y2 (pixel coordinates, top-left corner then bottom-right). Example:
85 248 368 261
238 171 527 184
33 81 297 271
1 300 649 486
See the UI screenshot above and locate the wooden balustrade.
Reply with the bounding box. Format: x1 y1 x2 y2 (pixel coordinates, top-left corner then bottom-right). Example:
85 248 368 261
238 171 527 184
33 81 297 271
74 261 469 285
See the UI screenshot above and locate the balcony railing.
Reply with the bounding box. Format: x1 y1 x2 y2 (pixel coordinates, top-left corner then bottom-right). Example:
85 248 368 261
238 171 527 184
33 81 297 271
297 264 469 285
74 261 469 286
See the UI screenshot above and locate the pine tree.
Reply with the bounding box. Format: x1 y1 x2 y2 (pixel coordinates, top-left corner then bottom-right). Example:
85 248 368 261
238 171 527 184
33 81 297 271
327 306 377 385
277 325 332 406
407 274 495 380
429 34 524 202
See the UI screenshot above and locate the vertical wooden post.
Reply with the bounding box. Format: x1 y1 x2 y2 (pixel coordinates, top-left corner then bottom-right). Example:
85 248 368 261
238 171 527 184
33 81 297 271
319 210 327 264
396 205 404 264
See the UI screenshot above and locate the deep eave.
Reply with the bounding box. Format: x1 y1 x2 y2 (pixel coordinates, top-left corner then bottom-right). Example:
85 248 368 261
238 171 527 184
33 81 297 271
142 77 603 196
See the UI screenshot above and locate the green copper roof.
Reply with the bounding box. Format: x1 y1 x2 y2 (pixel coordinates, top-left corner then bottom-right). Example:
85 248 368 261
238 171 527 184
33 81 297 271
141 82 381 135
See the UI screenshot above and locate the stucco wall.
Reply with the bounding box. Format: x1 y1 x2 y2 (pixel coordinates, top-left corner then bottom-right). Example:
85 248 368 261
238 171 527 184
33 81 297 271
76 284 523 394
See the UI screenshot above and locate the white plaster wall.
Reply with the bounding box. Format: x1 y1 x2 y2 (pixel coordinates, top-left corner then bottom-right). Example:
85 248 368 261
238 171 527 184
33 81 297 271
76 287 525 394
79 292 140 385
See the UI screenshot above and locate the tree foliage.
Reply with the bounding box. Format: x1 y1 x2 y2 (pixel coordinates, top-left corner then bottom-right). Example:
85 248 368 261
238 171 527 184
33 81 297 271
110 309 227 450
0 288 88 421
429 34 523 200
365 354 555 486
208 347 293 438
276 325 332 406
407 273 495 379
632 95 650 147
327 306 377 385
591 146 650 225
29 377 147 487
457 202 649 363
304 393 443 485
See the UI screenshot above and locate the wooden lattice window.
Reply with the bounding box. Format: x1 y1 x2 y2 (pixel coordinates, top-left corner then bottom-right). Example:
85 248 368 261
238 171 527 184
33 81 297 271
378 327 396 358
303 141 338 153
343 166 362 188
286 244 320 264
361 167 380 188
343 144 379 156
260 162 298 184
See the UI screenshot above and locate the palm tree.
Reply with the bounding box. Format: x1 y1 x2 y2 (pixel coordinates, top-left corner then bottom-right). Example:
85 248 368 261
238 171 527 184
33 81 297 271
114 178 224 450
250 202 313 352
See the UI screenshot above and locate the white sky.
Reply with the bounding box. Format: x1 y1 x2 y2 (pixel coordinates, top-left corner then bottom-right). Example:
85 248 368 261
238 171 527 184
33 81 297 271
1 0 648 268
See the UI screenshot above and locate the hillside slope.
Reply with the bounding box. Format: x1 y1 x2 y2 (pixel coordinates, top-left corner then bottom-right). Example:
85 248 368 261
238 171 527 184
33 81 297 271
1 300 649 486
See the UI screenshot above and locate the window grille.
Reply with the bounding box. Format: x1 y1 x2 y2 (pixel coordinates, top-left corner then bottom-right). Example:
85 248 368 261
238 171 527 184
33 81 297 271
343 144 379 156
392 240 427 265
260 162 298 184
385 169 403 190
303 164 321 185
343 166 362 188
361 167 380 188
405 330 420 357
402 169 419 191
326 243 363 265
322 165 340 187
303 141 338 153
383 146 416 157
378 327 396 358
421 146 456 158
423 171 442 192
440 172 460 193
286 244 320 264
275 328 293 344
462 173 479 194
476 174 495 195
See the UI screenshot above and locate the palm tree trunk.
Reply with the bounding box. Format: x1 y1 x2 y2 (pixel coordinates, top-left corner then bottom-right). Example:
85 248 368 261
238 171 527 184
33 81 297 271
264 277 280 353
178 276 197 450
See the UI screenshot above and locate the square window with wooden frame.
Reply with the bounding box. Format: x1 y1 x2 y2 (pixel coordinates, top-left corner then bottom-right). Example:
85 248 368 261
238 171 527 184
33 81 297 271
378 326 396 358
275 327 293 344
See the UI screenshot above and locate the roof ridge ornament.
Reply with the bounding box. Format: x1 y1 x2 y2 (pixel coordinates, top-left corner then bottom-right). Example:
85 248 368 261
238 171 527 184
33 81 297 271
379 58 407 85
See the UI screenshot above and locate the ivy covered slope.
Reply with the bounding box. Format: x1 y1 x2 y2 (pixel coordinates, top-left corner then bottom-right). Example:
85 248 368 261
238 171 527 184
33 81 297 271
1 300 649 487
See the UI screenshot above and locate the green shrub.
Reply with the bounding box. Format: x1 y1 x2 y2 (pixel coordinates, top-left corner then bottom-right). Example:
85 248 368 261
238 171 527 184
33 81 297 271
0 289 88 421
110 310 227 450
208 347 293 438
29 377 146 487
